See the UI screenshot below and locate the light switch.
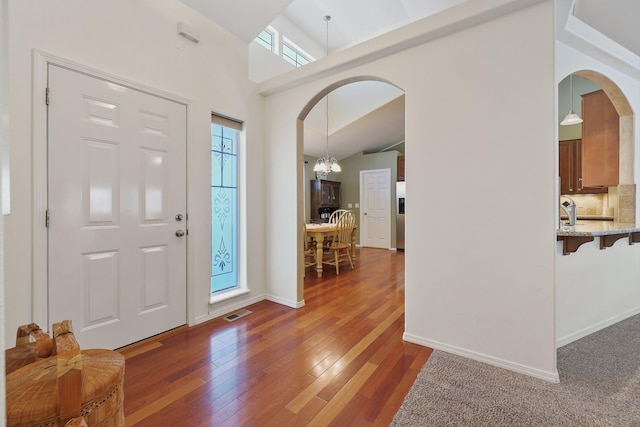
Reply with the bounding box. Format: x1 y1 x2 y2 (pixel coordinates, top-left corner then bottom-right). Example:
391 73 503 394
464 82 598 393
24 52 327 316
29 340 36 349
348 203 353 208
355 203 359 208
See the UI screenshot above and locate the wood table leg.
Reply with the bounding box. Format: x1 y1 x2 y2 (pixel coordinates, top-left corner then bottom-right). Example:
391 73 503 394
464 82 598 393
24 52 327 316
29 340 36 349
350 228 356 264
314 232 324 278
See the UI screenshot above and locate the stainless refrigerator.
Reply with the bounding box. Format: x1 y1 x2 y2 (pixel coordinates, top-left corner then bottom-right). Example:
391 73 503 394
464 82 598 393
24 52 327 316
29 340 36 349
396 181 405 251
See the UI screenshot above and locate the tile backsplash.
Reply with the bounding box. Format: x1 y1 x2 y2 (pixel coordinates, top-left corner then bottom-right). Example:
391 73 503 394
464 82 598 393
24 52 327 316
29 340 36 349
562 193 612 217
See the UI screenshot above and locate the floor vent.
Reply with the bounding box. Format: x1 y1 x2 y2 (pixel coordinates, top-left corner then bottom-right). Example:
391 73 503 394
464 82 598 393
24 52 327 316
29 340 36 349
223 309 252 322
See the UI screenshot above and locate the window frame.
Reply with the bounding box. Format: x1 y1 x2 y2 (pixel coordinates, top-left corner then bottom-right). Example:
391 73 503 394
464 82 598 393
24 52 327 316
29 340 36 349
209 114 247 304
255 27 276 54
254 27 315 68
281 36 313 68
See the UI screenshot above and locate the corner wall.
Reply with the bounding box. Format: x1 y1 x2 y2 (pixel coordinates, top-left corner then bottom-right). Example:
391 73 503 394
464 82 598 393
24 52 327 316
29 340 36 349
263 0 559 380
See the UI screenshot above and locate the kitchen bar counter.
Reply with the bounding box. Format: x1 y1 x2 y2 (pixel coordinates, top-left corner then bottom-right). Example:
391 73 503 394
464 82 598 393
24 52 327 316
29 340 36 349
557 222 640 255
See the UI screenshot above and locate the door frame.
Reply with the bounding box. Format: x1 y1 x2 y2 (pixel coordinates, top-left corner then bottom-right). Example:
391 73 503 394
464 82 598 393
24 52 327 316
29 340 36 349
359 168 391 249
32 50 193 330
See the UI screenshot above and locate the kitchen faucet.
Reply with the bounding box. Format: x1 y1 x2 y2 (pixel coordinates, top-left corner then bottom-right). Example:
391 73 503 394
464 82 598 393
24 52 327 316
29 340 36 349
560 196 577 226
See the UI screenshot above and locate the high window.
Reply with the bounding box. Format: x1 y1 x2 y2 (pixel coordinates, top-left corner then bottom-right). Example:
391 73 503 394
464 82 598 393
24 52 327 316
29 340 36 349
254 28 314 68
256 28 275 53
210 115 241 295
282 38 312 68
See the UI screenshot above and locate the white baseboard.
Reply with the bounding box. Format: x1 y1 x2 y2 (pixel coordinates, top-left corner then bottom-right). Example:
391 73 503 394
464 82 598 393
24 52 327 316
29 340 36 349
556 306 640 348
403 332 560 383
265 294 305 309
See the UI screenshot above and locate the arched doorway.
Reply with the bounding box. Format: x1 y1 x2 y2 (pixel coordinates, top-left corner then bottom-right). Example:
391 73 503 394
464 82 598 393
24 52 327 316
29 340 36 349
558 70 635 223
296 76 406 302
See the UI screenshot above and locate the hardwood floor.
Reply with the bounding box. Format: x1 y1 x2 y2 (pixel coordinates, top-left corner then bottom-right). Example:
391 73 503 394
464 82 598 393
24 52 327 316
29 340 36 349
119 248 432 426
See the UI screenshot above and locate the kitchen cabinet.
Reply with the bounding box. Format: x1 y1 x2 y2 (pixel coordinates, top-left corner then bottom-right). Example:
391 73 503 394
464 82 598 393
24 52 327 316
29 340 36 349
310 180 340 221
397 156 405 181
558 139 607 194
581 89 619 188
559 140 578 194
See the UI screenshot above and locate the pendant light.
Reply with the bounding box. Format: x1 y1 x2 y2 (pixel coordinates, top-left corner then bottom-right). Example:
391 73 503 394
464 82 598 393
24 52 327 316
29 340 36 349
313 15 341 175
560 74 583 126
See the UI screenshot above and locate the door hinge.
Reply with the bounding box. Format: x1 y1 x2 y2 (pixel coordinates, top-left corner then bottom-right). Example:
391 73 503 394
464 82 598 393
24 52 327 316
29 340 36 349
45 87 50 106
45 210 50 228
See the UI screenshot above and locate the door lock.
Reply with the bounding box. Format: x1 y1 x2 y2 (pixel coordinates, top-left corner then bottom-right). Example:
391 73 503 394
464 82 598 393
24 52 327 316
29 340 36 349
175 214 184 222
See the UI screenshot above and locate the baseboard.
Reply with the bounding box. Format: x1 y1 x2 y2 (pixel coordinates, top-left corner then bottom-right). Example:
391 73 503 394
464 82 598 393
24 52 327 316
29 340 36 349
265 294 305 309
195 294 266 325
556 306 640 348
403 332 560 383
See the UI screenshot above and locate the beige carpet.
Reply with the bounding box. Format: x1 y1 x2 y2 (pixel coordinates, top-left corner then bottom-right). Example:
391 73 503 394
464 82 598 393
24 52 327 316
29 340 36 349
391 314 640 426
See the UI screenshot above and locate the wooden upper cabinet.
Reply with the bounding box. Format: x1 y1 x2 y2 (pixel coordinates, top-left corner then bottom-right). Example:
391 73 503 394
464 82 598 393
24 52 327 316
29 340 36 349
397 156 405 181
558 139 607 194
581 90 619 187
559 140 577 194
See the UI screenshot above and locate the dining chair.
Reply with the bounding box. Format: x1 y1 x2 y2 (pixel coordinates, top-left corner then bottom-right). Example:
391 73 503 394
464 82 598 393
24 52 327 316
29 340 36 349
303 223 317 271
328 209 350 224
324 209 350 248
322 210 356 275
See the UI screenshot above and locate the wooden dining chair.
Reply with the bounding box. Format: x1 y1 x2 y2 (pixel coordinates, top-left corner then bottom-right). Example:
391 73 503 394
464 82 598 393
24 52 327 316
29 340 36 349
328 209 350 224
324 209 351 248
323 210 356 275
303 223 317 270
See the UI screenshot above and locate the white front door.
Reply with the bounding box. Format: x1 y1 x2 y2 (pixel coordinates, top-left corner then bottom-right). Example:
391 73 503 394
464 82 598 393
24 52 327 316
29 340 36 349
47 64 187 349
360 169 391 249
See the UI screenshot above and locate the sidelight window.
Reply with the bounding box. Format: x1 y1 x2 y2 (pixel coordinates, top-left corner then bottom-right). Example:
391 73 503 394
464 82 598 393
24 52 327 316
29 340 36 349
210 115 240 295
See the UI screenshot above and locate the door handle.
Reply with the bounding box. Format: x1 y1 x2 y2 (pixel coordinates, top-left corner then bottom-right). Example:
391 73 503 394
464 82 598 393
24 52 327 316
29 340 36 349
175 230 185 237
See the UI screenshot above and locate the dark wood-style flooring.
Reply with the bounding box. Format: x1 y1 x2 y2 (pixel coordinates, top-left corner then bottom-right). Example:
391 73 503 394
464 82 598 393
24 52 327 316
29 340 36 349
120 248 432 426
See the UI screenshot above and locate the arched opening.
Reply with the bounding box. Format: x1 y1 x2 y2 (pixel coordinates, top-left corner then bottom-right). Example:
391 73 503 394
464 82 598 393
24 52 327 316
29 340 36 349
558 70 635 223
296 76 406 302
556 69 637 352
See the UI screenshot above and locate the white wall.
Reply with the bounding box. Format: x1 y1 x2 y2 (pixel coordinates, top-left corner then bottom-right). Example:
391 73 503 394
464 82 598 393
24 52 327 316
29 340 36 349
556 239 640 346
249 41 296 83
263 0 559 380
6 0 266 342
1 0 9 418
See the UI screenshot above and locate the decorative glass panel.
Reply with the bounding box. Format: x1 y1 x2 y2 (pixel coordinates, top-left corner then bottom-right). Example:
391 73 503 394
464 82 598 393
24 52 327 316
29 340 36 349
211 124 238 294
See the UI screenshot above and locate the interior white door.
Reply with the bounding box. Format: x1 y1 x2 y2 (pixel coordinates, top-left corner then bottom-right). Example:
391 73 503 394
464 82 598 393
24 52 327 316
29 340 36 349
47 64 187 349
361 169 391 248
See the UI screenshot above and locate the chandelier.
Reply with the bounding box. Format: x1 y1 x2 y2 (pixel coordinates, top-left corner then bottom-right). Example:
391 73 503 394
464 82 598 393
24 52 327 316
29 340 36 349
313 15 341 175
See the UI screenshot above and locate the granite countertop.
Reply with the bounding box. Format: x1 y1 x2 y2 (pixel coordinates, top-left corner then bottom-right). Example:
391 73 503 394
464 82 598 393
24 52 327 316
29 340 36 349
557 221 640 237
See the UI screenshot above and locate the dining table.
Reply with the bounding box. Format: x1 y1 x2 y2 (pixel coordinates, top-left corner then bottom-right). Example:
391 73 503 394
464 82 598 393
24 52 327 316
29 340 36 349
305 223 357 278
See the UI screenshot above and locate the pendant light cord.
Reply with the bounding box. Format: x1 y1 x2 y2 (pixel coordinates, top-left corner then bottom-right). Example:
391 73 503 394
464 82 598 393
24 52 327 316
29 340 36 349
569 74 574 111
325 15 331 159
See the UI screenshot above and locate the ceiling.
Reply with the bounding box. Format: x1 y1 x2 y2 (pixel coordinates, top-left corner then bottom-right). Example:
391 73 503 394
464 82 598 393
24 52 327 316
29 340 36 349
181 0 639 57
181 0 639 160
281 0 466 53
573 0 640 57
